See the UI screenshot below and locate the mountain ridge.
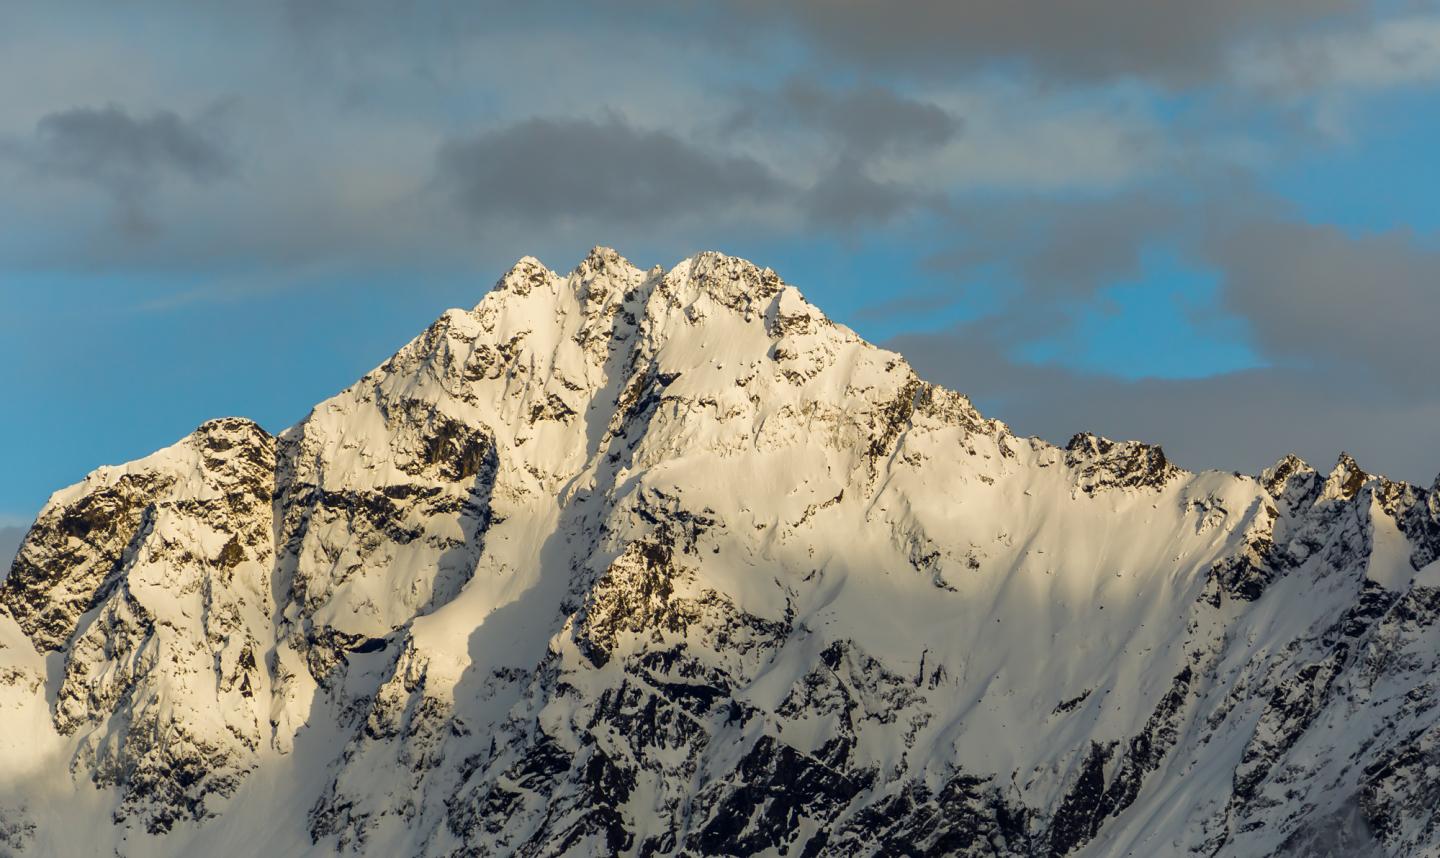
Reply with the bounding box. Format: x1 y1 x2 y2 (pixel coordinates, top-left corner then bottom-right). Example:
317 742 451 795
2 246 1438 857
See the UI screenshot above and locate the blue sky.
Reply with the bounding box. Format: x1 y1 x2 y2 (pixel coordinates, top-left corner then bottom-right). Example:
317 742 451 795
3 0 1440 526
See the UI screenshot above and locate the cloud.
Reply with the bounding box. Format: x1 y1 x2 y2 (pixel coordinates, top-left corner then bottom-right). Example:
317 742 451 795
1228 14 1440 137
1202 218 1440 395
434 114 786 227
803 159 932 228
15 103 233 231
728 0 1366 85
1236 15 1440 94
0 8 1268 274
720 79 1190 227
35 105 230 182
926 192 1191 303
434 107 946 233
719 80 959 227
882 85 1198 194
728 79 960 159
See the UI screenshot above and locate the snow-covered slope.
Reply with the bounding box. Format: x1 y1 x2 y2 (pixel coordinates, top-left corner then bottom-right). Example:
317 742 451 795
2 248 1438 857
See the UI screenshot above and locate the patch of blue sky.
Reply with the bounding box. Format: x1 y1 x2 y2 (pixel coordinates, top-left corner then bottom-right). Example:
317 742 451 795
1267 88 1440 233
1013 247 1263 380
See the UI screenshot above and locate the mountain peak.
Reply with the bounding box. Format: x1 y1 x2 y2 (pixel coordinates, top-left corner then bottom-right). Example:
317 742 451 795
1261 452 1315 495
1063 431 1180 494
1323 450 1369 500
578 244 636 272
489 254 555 299
483 249 796 330
192 416 272 452
663 249 788 309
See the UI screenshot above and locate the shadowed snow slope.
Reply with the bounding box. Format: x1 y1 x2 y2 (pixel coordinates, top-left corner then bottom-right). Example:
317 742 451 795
2 248 1439 857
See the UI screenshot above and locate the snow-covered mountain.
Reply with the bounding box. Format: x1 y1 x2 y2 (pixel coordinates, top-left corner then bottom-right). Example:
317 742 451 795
2 248 1438 857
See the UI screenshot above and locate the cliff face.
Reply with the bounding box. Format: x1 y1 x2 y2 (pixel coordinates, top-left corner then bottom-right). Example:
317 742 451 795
2 248 1438 857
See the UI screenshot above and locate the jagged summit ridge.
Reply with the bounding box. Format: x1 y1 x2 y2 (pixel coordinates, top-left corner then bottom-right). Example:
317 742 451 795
1 249 1439 857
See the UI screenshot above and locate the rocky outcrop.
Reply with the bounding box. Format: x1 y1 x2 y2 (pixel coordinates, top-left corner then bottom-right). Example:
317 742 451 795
1064 432 1180 495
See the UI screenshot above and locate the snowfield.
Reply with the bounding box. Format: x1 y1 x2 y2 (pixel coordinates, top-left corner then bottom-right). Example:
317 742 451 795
2 248 1438 857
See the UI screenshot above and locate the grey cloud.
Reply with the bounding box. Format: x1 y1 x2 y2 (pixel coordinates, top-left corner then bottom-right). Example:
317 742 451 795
889 321 1440 486
280 0 1373 90
724 81 958 228
1202 218 1440 395
804 159 933 229
926 192 1190 303
729 79 960 158
1015 195 1188 299
35 106 230 183
732 0 1366 85
435 115 786 227
18 104 233 231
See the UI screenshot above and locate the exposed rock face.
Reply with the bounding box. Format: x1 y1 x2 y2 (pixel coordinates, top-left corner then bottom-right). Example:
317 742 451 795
1 247 1438 857
3 417 277 836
